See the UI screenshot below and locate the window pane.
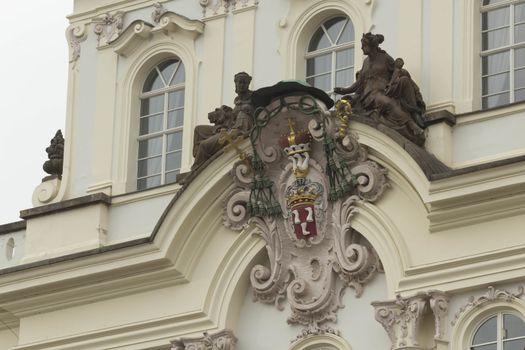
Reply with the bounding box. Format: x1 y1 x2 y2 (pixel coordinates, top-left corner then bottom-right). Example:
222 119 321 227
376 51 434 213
336 49 354 69
515 87 525 102
482 52 510 75
166 132 183 152
168 90 185 109
482 7 510 31
168 110 184 129
482 27 510 50
515 23 525 44
504 338 525 350
504 314 525 339
338 20 354 44
324 17 346 44
336 68 353 87
515 68 525 89
307 73 331 92
308 27 331 52
138 156 162 177
140 113 163 135
307 54 331 76
138 137 162 158
165 170 179 185
141 95 164 116
137 175 161 190
143 68 164 92
482 71 510 95
483 91 510 108
483 0 506 5
515 48 525 68
172 63 185 85
515 3 525 23
159 60 178 86
166 151 182 171
473 316 498 345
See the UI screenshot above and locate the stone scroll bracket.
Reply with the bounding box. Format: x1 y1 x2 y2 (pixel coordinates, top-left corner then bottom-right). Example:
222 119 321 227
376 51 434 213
372 290 449 350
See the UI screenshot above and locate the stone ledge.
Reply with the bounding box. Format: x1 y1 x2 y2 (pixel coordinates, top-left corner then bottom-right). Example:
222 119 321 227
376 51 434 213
423 110 456 127
20 193 111 220
0 221 26 235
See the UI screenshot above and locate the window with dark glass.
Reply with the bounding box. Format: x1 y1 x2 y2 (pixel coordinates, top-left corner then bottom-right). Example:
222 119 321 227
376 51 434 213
137 59 185 190
471 313 525 350
306 16 355 99
481 0 525 108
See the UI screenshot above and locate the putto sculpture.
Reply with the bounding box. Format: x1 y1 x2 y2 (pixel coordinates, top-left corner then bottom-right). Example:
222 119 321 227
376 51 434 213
43 129 64 178
190 72 254 171
334 32 426 146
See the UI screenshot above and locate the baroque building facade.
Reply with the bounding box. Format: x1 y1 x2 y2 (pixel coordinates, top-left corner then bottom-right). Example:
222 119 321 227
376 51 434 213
1 0 525 349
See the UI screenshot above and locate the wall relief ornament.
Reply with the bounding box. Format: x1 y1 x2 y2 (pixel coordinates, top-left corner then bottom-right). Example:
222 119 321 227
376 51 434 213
171 329 237 350
152 2 168 24
451 285 524 326
200 0 259 17
372 291 449 350
92 12 124 46
223 81 388 338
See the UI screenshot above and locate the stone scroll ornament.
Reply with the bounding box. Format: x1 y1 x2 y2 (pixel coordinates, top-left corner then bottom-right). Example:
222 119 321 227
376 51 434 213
223 81 389 339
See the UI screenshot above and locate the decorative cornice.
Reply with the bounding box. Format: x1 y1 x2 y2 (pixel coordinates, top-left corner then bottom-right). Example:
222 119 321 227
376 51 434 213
66 24 88 63
92 11 125 47
200 0 259 18
171 329 237 350
372 291 449 350
452 286 524 326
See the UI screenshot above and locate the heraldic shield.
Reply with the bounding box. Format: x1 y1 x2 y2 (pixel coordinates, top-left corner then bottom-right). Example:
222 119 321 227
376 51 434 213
223 81 389 339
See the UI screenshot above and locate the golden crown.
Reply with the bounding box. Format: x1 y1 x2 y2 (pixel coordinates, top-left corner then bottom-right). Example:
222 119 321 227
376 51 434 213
286 187 318 208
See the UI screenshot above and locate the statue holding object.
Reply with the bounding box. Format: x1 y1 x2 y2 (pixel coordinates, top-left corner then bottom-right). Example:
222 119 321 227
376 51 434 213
191 72 254 171
334 33 426 146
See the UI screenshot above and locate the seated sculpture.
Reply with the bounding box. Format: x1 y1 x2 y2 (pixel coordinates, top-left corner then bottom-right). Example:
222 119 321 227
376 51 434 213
334 33 426 146
191 72 255 171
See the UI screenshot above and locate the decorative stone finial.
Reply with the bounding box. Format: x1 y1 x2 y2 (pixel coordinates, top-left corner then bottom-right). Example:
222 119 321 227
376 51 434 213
43 130 64 179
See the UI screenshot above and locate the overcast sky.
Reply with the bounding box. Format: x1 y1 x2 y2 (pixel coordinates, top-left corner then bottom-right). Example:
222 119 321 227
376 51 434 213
0 2 73 224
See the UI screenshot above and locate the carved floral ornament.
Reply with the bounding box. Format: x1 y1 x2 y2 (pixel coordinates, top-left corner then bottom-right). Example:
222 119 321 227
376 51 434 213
200 0 259 17
92 11 125 47
171 330 237 350
223 82 389 339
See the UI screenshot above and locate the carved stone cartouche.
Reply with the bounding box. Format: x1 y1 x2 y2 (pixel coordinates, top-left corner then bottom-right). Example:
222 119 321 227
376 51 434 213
43 129 64 179
334 32 426 146
223 82 389 339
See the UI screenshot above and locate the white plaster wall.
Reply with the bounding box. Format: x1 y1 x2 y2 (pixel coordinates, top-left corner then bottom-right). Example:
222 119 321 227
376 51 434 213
452 113 525 166
235 273 390 350
107 193 173 243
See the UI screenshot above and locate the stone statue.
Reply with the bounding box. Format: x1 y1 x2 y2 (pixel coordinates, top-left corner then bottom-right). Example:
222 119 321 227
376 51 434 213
190 72 255 171
43 129 64 177
334 33 426 146
232 71 254 133
192 105 234 170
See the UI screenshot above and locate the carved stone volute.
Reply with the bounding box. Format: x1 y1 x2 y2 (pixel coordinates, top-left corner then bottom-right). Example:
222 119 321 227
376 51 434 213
170 330 237 350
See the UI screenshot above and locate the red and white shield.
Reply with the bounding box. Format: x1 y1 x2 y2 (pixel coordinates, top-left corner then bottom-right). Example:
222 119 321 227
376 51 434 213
291 203 317 240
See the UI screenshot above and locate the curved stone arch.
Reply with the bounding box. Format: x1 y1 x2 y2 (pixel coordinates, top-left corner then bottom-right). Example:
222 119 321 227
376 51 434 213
289 333 353 350
451 297 525 350
111 17 202 195
279 0 375 81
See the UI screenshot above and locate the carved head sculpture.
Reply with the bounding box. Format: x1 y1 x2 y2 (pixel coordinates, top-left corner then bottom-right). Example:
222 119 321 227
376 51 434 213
208 105 233 125
234 72 252 94
361 32 384 55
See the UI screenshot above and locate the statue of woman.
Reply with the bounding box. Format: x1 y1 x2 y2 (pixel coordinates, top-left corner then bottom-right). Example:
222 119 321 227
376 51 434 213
334 33 425 145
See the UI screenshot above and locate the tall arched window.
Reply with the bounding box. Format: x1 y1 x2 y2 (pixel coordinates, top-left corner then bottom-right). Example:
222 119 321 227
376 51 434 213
306 16 355 99
471 312 525 349
137 59 185 190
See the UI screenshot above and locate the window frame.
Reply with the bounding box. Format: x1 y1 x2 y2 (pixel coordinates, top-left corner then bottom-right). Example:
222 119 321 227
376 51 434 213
470 311 525 349
305 16 355 99
136 58 186 191
480 0 525 109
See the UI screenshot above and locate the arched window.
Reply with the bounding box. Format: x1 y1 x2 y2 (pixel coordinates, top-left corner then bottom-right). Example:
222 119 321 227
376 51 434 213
471 312 525 349
137 59 185 190
306 16 355 99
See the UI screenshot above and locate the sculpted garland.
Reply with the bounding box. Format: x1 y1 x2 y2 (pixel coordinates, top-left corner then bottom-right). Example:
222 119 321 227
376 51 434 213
223 81 388 338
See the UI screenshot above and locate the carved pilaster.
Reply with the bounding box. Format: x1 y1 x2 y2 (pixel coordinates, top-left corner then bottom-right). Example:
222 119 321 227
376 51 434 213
92 12 124 47
170 330 237 350
373 291 449 350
